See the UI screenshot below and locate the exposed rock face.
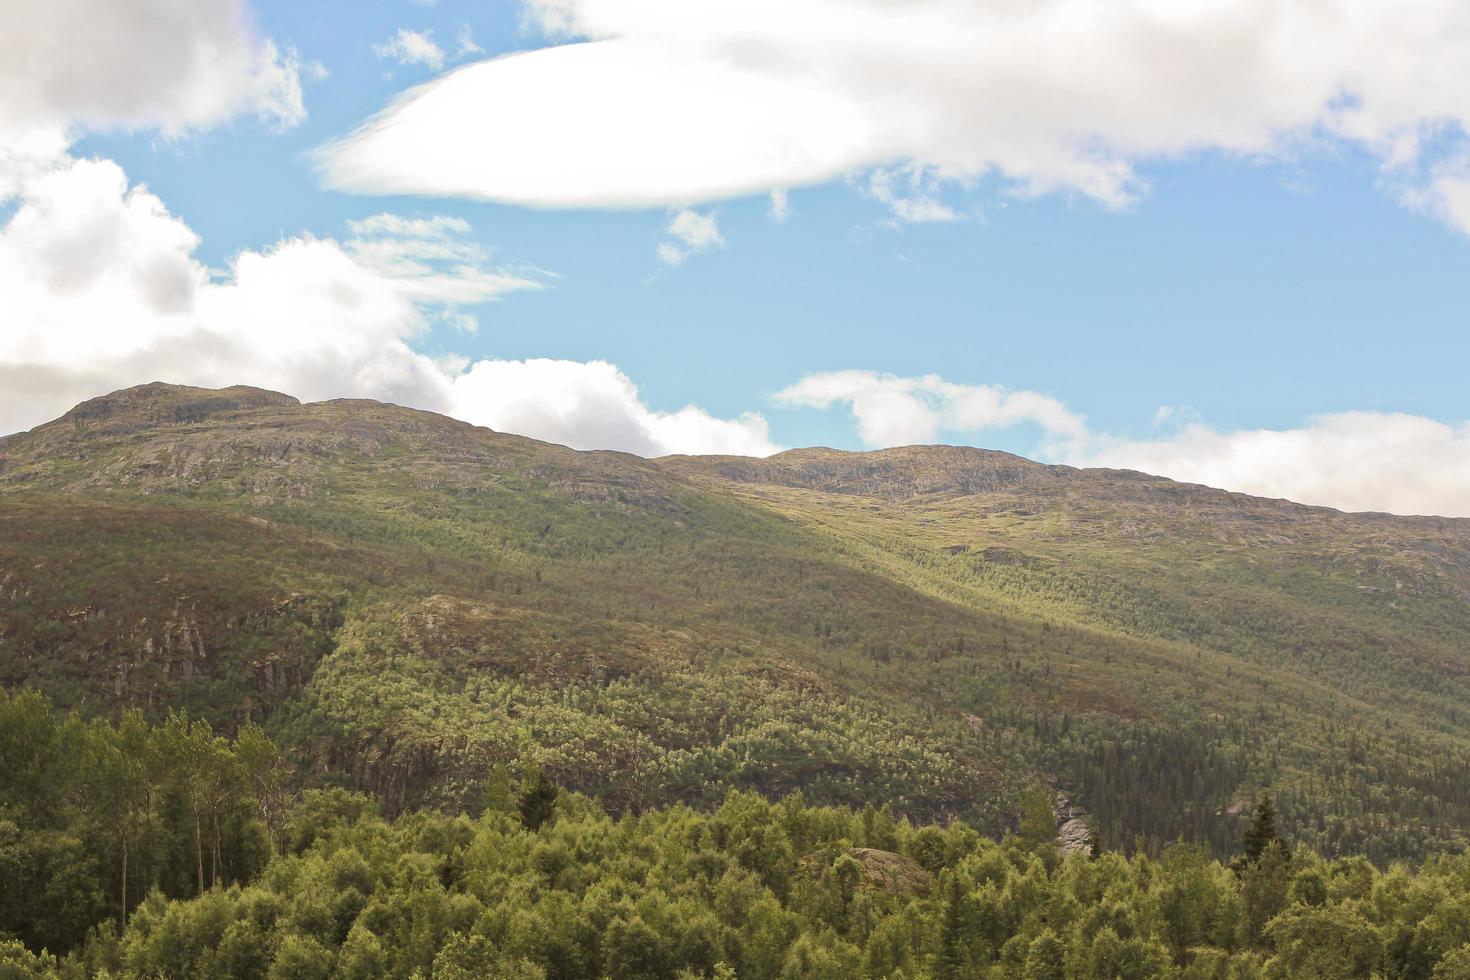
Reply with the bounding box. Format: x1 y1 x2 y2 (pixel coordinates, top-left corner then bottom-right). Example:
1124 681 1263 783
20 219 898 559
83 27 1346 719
1058 817 1093 854
803 848 935 896
47 382 301 437
1050 786 1095 854
849 848 935 894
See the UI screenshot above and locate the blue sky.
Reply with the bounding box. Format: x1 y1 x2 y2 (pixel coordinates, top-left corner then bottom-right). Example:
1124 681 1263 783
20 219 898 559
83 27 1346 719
3 0 1470 515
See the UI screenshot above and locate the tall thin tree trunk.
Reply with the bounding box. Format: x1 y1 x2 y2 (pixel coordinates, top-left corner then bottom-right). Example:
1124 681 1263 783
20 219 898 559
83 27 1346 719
194 812 205 894
120 832 128 927
210 810 221 887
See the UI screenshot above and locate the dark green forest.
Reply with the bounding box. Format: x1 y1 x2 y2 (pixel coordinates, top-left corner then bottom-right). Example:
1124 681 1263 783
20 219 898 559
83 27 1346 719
7 690 1470 980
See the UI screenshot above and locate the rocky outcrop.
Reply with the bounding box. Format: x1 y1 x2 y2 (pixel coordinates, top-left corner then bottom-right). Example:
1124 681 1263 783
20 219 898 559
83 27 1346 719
1050 785 1095 855
802 847 935 896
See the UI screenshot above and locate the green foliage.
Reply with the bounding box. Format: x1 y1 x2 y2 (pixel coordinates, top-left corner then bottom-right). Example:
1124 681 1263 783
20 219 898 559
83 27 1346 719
1 697 1470 978
0 690 274 953
1263 903 1381 978
1016 784 1059 853
0 940 63 980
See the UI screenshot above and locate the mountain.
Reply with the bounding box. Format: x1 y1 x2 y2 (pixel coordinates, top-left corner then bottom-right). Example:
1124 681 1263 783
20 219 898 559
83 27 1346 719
3 382 1470 861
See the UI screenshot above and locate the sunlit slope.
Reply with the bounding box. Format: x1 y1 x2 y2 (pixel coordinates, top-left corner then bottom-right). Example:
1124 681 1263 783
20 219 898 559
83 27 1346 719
662 448 1470 859
663 446 1470 726
4 386 1470 860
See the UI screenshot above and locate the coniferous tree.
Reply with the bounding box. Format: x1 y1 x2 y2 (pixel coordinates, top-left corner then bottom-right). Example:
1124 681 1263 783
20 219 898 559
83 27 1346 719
933 872 972 979
518 770 559 832
1241 793 1280 866
1023 929 1066 980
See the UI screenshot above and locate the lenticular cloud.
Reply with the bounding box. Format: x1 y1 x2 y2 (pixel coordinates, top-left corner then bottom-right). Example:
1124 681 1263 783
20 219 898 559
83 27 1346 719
320 0 1470 230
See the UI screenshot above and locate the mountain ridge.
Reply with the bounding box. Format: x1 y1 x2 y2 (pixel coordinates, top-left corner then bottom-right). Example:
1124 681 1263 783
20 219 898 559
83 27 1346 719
8 382 1465 527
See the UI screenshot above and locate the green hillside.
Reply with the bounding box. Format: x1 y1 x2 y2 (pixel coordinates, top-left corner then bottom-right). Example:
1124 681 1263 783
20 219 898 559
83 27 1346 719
4 383 1470 866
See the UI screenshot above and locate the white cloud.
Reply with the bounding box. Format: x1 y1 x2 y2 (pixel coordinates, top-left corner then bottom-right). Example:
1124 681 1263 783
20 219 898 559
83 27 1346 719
668 209 723 249
0 152 464 428
343 212 550 308
448 359 777 456
456 26 483 58
0 140 775 459
657 207 724 266
374 28 447 72
775 371 1087 448
0 0 305 134
863 166 961 224
1403 162 1470 234
767 189 791 223
1071 413 1470 518
319 0 1470 233
779 369 1470 517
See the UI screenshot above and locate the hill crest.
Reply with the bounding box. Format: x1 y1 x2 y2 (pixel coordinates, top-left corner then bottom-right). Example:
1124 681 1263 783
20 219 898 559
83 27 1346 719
12 382 1462 529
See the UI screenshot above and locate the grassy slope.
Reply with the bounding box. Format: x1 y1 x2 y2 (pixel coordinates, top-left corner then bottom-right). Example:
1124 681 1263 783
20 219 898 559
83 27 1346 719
3 385 1470 858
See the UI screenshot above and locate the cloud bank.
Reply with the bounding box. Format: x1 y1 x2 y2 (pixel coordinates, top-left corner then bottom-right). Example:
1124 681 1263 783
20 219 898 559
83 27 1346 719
321 0 1470 232
1076 412 1470 519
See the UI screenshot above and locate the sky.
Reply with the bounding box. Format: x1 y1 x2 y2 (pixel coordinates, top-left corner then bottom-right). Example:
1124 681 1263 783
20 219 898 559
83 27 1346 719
1 0 1469 517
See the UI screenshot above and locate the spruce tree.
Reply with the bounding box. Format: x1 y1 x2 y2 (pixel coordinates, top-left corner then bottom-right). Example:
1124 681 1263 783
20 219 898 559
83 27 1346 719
517 769 559 831
933 873 970 980
1241 794 1280 865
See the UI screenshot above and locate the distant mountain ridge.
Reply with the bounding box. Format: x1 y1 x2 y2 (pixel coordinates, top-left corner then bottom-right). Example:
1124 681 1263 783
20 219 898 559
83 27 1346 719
4 382 1470 862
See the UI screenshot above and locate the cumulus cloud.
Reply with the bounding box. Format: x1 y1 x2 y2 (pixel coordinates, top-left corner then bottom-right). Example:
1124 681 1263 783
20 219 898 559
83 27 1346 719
448 359 776 456
374 28 447 72
0 141 774 457
779 369 1470 517
657 208 724 266
0 0 306 134
319 0 1470 233
775 371 1087 448
0 150 466 428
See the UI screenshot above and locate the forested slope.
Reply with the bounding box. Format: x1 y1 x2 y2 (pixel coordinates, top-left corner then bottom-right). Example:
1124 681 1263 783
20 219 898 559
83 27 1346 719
4 383 1470 868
